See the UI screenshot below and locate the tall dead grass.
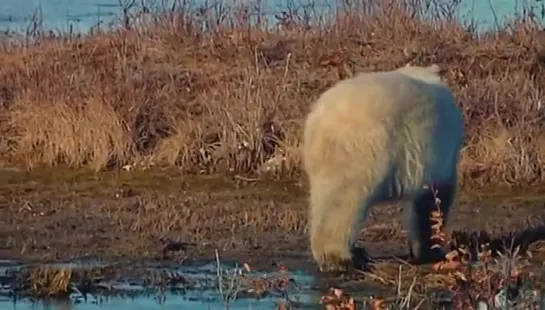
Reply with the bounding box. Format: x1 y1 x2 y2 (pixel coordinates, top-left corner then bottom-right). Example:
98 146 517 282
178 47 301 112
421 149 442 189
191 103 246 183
0 0 545 188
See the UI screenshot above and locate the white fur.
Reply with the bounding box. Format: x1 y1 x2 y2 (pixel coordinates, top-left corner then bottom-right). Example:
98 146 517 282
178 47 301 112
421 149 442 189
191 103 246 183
302 64 464 269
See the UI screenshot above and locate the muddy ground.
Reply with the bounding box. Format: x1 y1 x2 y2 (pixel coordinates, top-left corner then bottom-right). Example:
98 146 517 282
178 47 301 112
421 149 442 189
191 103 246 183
2 168 545 301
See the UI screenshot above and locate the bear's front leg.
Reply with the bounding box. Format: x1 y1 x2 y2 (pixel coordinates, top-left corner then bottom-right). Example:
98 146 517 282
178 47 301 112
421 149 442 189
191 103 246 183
310 227 354 273
310 213 370 273
312 242 369 273
307 175 375 273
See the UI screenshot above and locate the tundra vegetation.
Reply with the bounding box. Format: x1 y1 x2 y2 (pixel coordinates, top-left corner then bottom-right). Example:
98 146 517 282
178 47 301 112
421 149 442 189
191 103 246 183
1 0 545 308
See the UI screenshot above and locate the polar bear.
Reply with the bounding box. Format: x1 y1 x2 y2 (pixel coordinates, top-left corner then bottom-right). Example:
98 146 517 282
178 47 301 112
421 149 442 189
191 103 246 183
302 64 464 272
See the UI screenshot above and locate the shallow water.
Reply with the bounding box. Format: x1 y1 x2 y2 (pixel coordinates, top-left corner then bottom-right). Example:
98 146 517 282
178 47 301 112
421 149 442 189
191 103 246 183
0 0 543 35
0 259 323 310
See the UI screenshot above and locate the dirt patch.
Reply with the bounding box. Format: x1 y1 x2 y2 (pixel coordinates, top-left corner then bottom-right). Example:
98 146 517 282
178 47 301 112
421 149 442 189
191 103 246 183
1 169 545 267
2 170 545 307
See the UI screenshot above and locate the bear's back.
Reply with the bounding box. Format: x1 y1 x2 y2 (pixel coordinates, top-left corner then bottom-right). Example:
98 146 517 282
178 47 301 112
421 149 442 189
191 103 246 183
309 67 448 126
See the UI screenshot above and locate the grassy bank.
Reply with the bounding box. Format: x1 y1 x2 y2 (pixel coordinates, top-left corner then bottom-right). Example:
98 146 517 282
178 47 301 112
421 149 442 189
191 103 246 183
0 0 544 188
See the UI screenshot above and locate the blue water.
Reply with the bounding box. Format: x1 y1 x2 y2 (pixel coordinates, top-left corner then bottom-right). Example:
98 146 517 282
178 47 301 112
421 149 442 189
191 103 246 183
0 259 323 310
0 0 543 35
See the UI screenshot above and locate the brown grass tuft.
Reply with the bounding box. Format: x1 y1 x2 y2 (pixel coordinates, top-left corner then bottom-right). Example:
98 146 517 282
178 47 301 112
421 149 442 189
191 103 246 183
0 0 545 188
27 267 73 297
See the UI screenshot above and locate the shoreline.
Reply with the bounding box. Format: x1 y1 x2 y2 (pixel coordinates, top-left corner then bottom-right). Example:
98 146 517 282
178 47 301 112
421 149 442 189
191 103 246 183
0 0 540 37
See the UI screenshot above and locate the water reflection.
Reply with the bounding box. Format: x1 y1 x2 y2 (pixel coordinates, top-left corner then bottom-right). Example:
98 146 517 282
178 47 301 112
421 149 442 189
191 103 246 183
1 259 320 310
0 0 542 35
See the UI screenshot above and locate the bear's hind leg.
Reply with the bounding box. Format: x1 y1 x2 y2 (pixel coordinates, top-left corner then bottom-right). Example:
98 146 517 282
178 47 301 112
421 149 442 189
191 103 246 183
408 183 456 264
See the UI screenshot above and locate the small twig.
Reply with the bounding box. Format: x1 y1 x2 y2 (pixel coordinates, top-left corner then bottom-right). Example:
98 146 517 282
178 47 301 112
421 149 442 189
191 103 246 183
401 275 418 308
215 249 243 308
215 249 225 303
397 265 402 297
234 175 259 182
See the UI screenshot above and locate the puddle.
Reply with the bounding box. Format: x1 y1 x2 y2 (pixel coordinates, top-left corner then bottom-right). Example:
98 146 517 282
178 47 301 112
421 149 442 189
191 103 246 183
0 259 324 310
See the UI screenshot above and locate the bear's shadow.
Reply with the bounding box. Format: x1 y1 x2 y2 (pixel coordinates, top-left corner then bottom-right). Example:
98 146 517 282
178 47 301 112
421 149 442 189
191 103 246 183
355 223 545 272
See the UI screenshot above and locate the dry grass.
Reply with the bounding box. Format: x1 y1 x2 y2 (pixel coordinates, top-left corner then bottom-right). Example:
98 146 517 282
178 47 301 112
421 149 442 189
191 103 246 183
26 267 73 297
0 0 544 189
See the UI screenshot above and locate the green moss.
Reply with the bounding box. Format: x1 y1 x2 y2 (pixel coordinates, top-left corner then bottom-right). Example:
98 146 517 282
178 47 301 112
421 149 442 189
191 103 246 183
2 166 544 206
0 167 304 199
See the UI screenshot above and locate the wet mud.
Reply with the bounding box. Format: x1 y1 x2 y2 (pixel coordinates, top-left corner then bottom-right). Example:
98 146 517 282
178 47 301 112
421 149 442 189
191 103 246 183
2 168 545 308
